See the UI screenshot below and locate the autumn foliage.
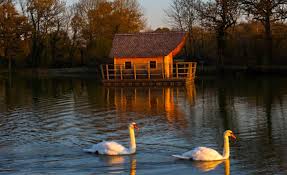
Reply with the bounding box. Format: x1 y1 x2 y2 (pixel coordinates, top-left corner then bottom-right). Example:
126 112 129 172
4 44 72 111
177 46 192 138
0 0 145 68
0 0 287 69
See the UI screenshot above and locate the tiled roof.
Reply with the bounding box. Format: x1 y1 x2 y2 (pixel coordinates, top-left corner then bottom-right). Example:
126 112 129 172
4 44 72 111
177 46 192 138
110 32 187 58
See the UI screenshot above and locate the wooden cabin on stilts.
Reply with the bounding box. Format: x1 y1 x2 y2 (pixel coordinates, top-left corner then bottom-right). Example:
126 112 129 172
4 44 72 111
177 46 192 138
101 32 197 86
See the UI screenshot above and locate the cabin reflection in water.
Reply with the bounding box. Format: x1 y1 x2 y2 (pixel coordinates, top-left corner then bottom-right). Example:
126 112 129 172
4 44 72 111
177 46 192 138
104 84 196 126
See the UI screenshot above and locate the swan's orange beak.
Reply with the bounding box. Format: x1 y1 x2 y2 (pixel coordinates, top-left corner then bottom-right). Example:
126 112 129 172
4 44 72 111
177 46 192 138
231 133 236 140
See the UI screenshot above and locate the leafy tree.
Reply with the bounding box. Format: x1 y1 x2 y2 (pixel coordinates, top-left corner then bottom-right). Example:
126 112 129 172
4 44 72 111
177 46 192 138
0 1 29 70
112 0 145 33
74 0 145 63
0 0 8 5
20 0 66 67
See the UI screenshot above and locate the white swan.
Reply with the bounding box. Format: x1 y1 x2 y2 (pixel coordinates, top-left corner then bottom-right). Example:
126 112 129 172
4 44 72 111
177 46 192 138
172 130 236 161
83 122 139 155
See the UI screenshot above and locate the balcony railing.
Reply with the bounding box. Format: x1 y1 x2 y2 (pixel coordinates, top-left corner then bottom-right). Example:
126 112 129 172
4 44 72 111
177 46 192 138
101 62 197 81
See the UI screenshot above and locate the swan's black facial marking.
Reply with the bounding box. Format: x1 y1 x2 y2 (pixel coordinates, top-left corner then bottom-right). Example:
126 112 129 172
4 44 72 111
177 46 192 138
133 123 139 130
230 132 236 139
129 122 139 131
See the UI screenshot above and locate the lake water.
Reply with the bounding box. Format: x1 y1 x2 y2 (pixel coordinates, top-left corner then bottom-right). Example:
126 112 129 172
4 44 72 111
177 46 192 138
0 75 287 174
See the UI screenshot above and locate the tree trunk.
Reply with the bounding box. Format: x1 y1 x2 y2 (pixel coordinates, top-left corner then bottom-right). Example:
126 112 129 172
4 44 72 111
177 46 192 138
80 49 84 65
31 33 41 67
51 35 57 66
264 20 272 65
4 47 11 73
69 46 75 67
217 28 225 66
8 55 11 74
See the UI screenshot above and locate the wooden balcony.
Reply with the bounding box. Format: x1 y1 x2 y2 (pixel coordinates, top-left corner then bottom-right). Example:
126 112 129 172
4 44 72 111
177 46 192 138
101 62 197 86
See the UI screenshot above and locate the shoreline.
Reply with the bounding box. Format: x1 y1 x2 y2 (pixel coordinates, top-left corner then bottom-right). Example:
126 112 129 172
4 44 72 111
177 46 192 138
197 65 287 75
0 67 101 78
0 65 287 79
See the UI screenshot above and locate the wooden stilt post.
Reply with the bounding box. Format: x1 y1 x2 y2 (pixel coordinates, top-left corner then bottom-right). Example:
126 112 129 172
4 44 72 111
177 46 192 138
134 64 137 80
189 63 192 80
176 63 179 79
120 65 123 80
106 64 109 80
114 65 117 80
148 63 150 79
162 63 165 79
100 65 105 80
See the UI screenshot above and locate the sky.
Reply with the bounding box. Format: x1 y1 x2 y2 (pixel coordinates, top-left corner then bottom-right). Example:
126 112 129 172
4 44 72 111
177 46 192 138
68 0 172 30
139 0 172 29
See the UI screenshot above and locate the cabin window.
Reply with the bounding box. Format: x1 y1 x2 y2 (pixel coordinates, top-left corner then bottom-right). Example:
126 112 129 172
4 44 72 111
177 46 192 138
125 61 132 69
150 61 157 69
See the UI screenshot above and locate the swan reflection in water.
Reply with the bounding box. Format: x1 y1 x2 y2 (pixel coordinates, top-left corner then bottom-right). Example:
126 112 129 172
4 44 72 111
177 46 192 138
98 155 137 175
193 159 230 175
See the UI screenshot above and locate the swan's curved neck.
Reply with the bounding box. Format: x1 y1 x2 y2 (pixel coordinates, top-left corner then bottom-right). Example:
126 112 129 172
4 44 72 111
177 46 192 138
129 127 136 154
222 135 230 159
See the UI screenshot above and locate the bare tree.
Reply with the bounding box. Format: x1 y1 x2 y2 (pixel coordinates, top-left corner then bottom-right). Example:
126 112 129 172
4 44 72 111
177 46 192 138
165 0 198 59
197 0 240 66
165 0 185 31
241 0 287 65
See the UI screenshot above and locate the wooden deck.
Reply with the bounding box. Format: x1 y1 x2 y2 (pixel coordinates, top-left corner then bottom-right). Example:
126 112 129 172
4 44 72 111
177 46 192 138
101 62 196 86
102 78 194 86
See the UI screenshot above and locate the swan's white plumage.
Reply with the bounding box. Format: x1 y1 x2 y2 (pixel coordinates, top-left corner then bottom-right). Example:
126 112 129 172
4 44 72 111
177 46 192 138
172 147 223 161
186 147 223 161
83 141 129 155
84 122 138 155
172 130 236 161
